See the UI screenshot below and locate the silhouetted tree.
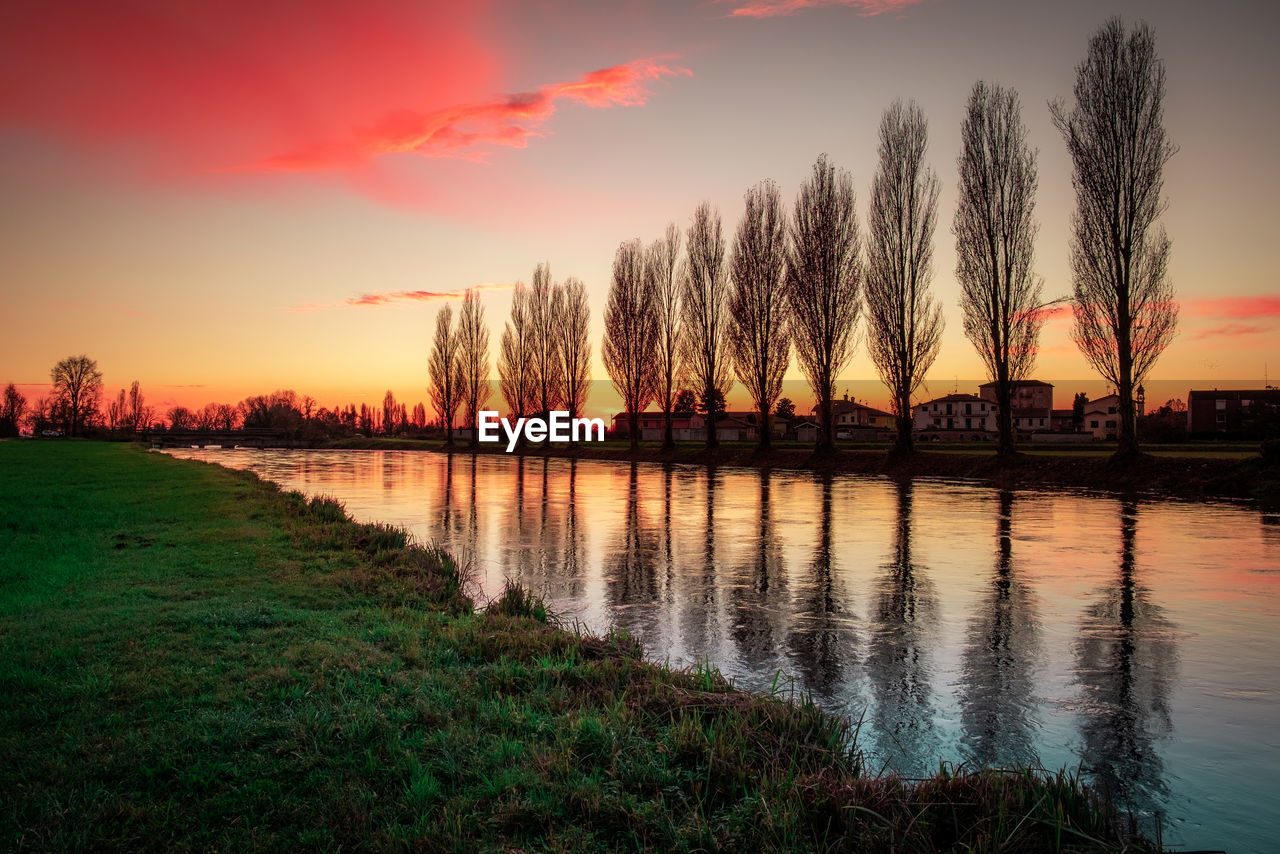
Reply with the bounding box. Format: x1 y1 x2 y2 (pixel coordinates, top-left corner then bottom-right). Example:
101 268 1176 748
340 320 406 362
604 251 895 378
681 202 734 450
1072 392 1089 431
498 283 536 420
775 397 795 420
0 383 26 437
167 406 194 430
673 389 696 415
127 381 152 433
866 100 945 457
382 390 398 436
428 304 464 447
105 388 126 432
1052 18 1178 458
529 262 563 414
458 288 491 445
556 276 592 436
649 223 683 450
603 238 658 451
786 154 862 455
50 354 103 436
729 180 790 452
955 82 1043 456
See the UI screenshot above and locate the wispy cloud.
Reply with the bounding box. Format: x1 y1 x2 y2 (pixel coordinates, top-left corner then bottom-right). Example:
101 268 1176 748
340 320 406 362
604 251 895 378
1191 322 1275 341
255 57 691 172
722 0 926 19
1185 295 1280 319
289 282 517 312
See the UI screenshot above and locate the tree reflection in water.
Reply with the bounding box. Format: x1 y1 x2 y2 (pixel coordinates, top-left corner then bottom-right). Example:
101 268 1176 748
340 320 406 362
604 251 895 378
959 490 1042 768
604 463 663 639
786 475 855 704
1073 500 1177 822
866 479 939 776
728 471 789 677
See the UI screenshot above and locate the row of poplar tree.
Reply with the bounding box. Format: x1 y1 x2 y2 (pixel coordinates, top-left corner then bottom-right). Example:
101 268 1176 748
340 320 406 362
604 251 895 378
426 17 1177 459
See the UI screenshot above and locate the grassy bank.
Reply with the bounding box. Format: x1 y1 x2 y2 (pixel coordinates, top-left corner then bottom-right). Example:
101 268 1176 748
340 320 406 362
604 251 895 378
1 442 1158 852
321 435 1278 504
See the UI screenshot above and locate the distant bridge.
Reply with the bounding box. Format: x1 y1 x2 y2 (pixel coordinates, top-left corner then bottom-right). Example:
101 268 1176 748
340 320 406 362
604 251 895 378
145 428 302 449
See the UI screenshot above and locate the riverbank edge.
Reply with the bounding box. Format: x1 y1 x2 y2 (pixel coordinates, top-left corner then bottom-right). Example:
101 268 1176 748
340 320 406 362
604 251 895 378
0 442 1160 852
320 436 1279 504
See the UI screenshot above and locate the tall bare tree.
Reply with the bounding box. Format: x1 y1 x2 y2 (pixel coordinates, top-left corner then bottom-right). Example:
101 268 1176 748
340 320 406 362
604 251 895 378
729 180 790 453
556 276 592 436
498 283 536 420
1051 17 1177 458
648 224 683 450
106 388 126 432
528 262 563 415
866 100 945 457
126 380 151 433
50 354 102 437
785 154 862 455
457 288 491 446
681 202 733 450
955 81 1043 456
428 304 464 447
603 239 658 452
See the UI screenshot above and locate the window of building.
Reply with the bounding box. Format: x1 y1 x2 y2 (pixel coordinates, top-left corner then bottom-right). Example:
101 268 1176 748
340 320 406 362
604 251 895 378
1106 420 1116 428
965 403 972 414
965 418 972 428
1216 399 1227 410
946 403 953 415
933 417 940 426
1090 420 1099 428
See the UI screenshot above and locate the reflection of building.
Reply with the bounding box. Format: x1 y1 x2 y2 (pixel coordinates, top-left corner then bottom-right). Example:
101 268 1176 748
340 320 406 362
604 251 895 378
911 393 998 440
1186 388 1280 436
978 379 1053 433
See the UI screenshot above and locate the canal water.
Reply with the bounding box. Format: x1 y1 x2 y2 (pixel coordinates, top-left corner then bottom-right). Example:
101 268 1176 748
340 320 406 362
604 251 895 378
165 448 1280 852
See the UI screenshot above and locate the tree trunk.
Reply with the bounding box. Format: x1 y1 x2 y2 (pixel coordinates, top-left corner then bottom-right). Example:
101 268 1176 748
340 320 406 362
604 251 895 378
704 386 718 451
817 393 834 455
894 388 914 456
756 403 771 453
662 406 674 451
628 411 640 453
996 369 1015 456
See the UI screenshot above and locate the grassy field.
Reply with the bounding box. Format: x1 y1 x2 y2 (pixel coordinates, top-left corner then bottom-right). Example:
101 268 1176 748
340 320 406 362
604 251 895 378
1 441 1158 852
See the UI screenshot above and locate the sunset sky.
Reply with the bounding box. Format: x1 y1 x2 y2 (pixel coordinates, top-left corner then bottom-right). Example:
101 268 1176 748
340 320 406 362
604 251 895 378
1 0 1277 417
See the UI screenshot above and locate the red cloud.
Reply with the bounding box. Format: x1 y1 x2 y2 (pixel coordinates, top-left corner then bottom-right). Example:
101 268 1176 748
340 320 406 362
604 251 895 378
724 0 925 18
256 57 691 172
1185 296 1280 319
289 282 516 312
0 1 501 174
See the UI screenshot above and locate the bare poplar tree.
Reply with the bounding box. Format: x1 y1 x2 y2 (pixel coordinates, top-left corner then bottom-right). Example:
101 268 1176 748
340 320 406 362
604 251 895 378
457 288 491 446
785 154 862 455
528 262 563 415
50 354 102 437
729 180 790 453
428 304 464 447
648 223 682 450
680 202 733 450
955 81 1043 456
865 100 944 457
126 380 149 433
1051 17 1177 458
556 276 592 437
498 283 536 420
603 239 658 452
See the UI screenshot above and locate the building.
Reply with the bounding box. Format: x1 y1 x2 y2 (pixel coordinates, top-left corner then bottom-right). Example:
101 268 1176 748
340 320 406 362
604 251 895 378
812 395 895 434
1081 394 1121 440
1186 389 1280 436
978 379 1053 433
911 393 998 440
610 410 782 442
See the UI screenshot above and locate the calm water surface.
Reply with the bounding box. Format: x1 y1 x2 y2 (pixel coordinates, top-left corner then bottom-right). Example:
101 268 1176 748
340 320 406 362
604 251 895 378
166 448 1280 852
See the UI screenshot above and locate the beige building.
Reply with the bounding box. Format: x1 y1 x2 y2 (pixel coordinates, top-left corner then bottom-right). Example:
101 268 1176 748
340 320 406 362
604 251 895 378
912 393 999 438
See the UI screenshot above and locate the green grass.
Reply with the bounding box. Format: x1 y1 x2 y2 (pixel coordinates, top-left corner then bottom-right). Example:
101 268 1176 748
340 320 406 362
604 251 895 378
0 442 1157 852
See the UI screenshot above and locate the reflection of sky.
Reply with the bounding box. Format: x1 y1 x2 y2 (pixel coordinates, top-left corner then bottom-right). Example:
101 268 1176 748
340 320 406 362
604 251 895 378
169 448 1279 852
